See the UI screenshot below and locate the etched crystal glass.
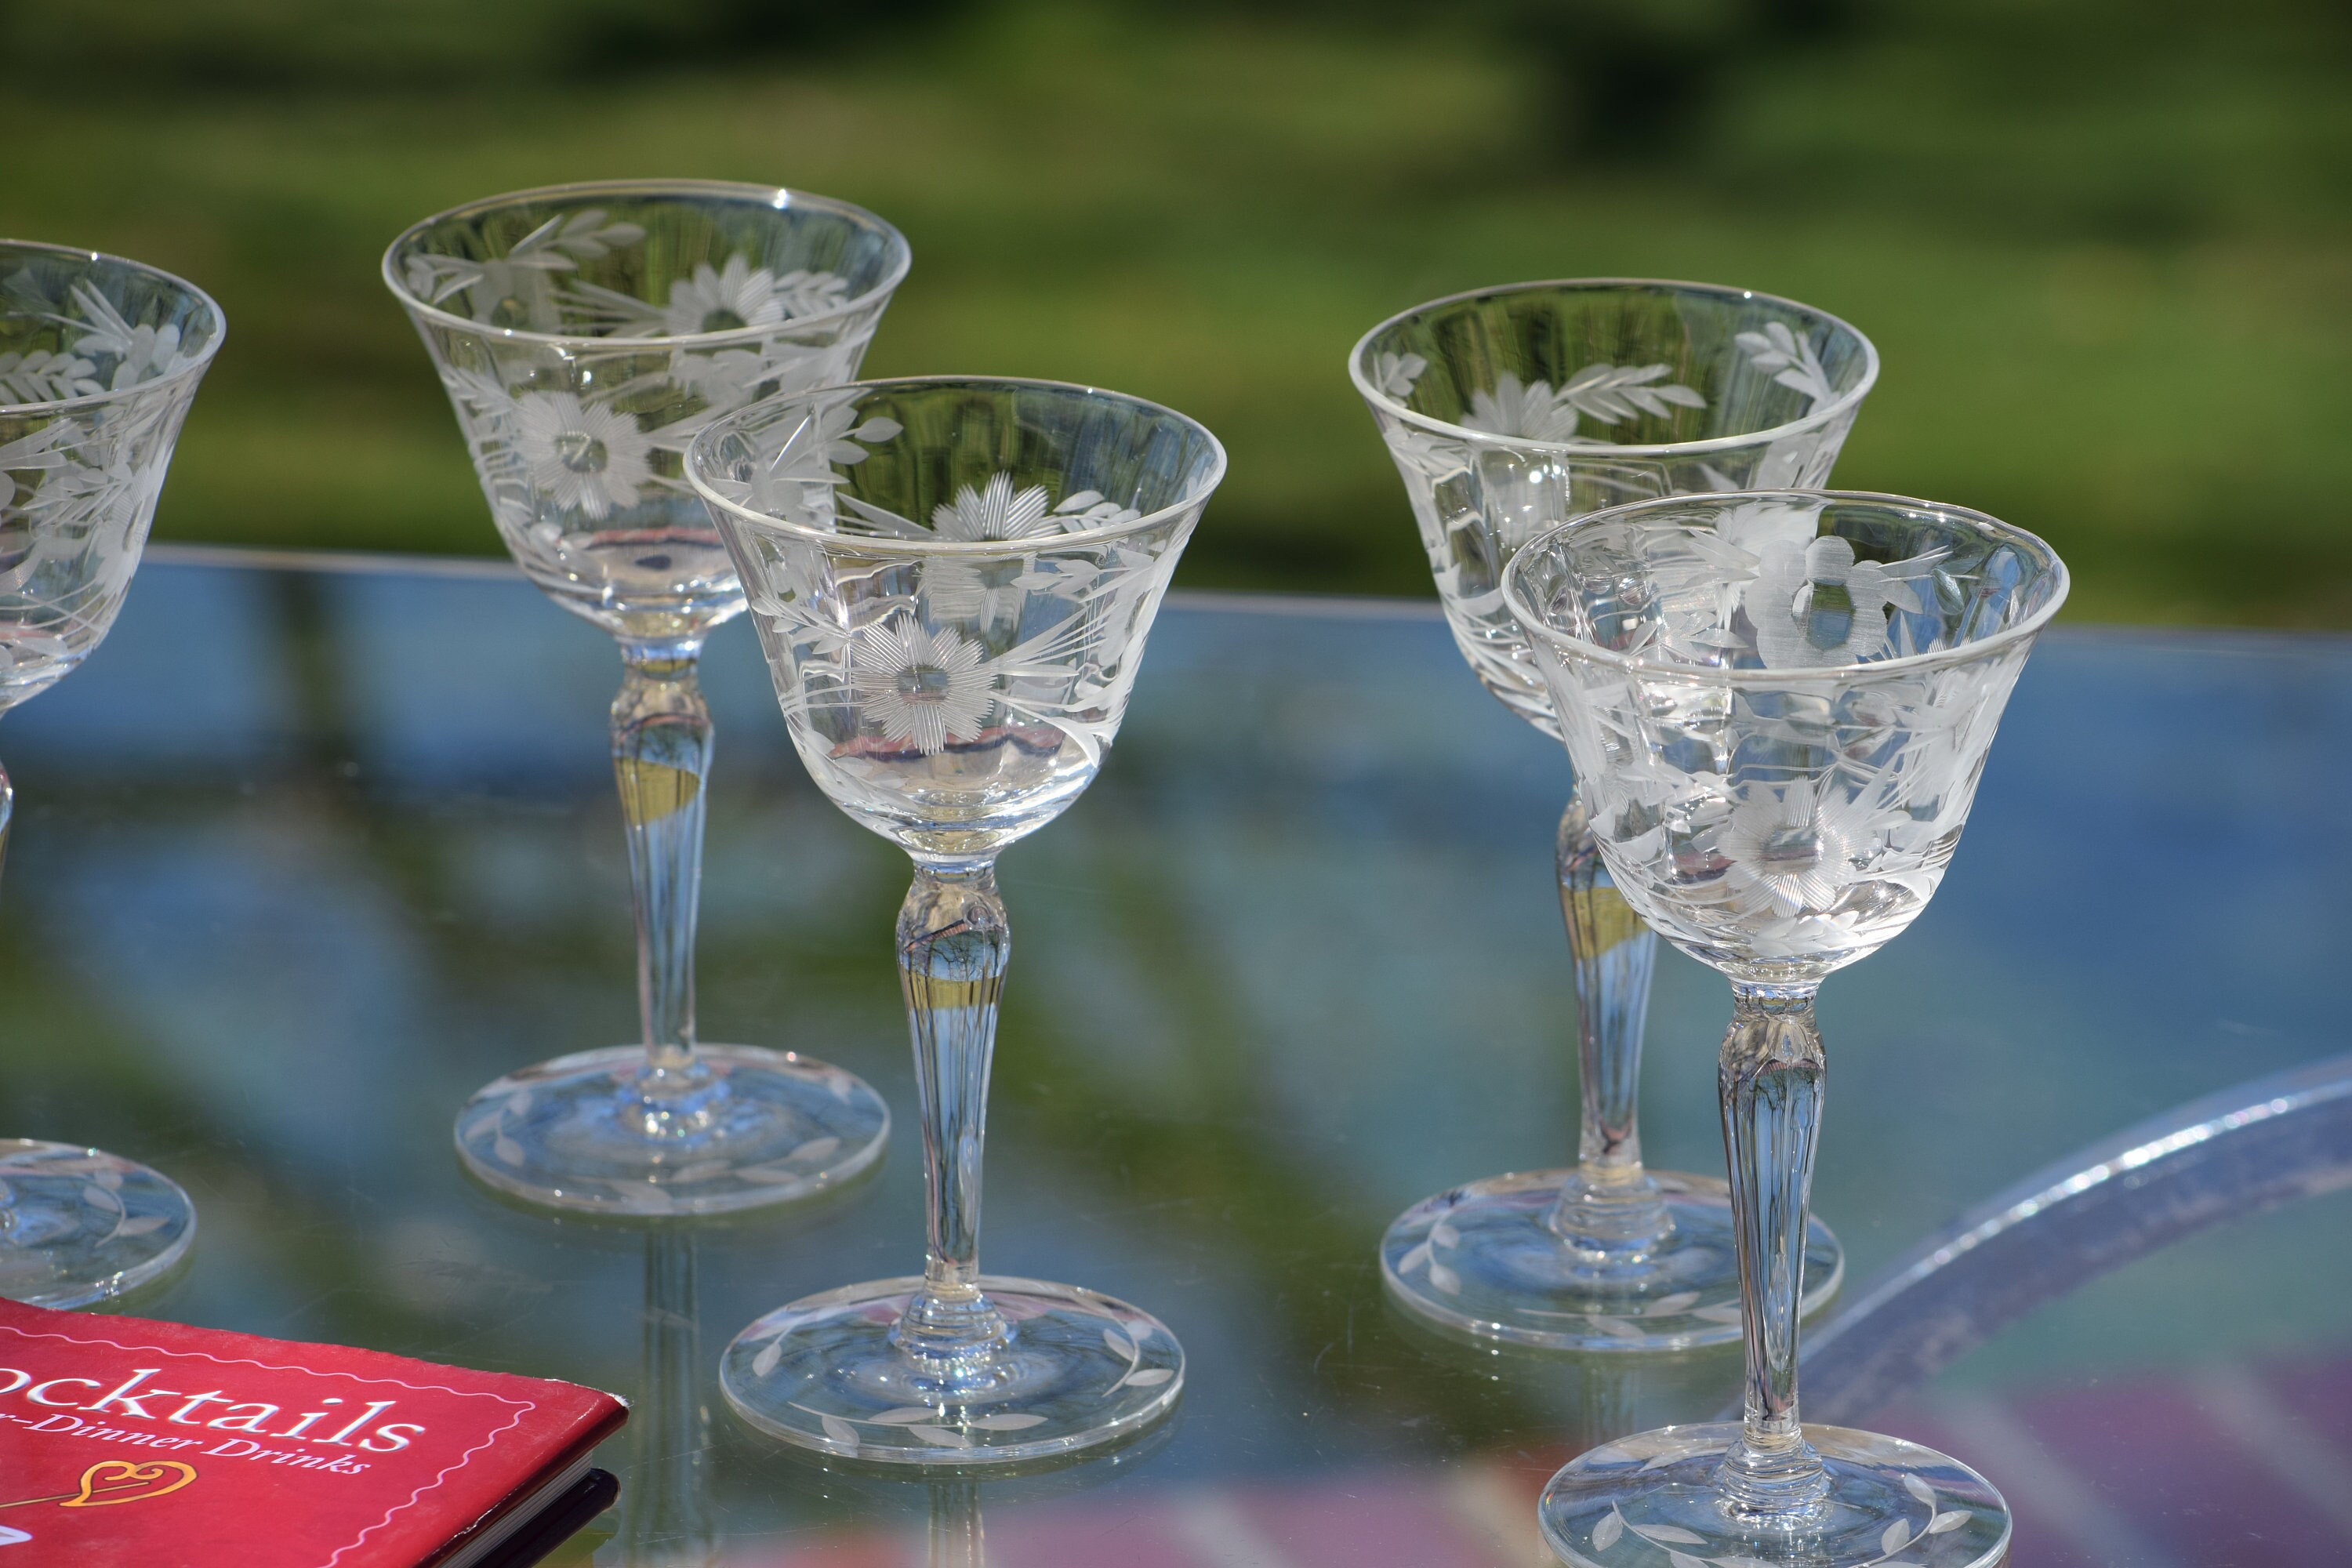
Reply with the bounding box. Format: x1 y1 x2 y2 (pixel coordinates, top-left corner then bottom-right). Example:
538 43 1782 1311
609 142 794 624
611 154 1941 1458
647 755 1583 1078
688 376 1224 1465
1349 280 1877 1349
0 240 223 1303
383 180 907 1214
1505 490 2066 1568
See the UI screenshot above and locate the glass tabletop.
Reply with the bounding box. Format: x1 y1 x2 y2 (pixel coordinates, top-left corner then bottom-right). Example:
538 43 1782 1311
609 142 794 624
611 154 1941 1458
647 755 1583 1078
2 550 2345 1567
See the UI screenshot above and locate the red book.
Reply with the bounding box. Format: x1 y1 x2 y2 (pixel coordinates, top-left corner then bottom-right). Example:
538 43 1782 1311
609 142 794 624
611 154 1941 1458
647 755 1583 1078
0 1298 626 1567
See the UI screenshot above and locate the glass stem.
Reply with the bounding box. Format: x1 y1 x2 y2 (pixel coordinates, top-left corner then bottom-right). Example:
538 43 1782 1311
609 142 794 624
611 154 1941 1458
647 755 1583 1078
619 1226 717 1567
927 1479 986 1568
612 639 711 1098
1548 787 1671 1258
1716 981 1831 1515
892 859 1012 1372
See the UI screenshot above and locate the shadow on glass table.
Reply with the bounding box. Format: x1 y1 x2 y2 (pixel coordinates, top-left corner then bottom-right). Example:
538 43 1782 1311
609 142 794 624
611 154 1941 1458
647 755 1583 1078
2 550 2350 1566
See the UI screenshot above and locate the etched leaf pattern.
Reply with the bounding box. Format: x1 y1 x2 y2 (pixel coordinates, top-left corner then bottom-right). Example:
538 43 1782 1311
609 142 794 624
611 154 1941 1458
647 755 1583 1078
0 1149 179 1248
1737 322 1836 407
1461 365 1705 443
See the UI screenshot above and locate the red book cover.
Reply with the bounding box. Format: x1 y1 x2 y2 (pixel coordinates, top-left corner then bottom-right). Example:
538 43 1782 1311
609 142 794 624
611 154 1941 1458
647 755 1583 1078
0 1298 626 1566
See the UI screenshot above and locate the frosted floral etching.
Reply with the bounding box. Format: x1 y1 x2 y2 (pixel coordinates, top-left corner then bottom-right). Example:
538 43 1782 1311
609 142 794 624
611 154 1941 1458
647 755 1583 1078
390 197 903 634
423 221 862 521
1462 366 1707 442
850 617 995 755
1737 321 1838 406
0 263 214 702
706 408 1192 822
1521 499 2047 980
1356 310 1866 732
753 469 1184 793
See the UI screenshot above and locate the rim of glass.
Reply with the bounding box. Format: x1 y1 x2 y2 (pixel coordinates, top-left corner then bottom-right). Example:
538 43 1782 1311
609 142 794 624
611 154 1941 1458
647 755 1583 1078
379 177 913 350
1348 278 1881 459
687 374 1230 557
0 238 227 419
1501 487 2071 684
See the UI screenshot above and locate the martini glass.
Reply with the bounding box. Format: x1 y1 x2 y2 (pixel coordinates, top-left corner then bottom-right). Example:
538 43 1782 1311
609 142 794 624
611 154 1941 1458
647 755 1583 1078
0 239 223 1304
384 180 907 1215
1505 489 2065 1568
689 376 1224 1465
1349 280 1877 1349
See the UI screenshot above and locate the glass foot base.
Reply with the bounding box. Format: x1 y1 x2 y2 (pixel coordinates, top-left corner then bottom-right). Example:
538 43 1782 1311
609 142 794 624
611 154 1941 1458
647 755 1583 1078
1541 1421 2009 1567
0 1140 196 1308
455 1044 889 1216
1381 1168 1842 1351
720 1274 1183 1467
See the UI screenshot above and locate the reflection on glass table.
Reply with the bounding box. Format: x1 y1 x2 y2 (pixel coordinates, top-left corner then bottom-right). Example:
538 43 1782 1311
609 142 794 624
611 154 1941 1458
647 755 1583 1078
2 550 2349 1565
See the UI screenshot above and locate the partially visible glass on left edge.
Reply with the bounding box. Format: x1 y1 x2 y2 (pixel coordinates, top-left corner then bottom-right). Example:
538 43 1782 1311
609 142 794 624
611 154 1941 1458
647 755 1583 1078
0 239 224 1305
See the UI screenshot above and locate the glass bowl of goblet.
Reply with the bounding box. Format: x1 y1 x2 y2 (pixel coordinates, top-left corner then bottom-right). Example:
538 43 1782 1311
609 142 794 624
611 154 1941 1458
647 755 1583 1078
688 376 1225 1465
384 180 909 1216
0 238 223 1303
1349 279 1878 1350
1505 489 2067 1568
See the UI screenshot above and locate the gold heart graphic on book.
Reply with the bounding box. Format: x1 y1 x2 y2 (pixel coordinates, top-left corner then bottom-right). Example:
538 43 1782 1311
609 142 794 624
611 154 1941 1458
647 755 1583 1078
0 1461 198 1511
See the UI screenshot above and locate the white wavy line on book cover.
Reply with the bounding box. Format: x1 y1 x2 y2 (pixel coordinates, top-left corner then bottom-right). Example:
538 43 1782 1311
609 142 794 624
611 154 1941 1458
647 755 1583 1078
0 1323 548 1567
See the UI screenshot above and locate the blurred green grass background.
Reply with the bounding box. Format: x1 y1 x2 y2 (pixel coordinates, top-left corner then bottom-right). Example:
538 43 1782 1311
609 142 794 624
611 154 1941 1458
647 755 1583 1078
2 0 2345 622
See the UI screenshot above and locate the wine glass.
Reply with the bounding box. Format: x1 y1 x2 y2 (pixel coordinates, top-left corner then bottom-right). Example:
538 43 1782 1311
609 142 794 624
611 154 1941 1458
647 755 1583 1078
1349 280 1877 1349
688 376 1224 1465
383 180 908 1215
1504 489 2066 1568
0 239 223 1303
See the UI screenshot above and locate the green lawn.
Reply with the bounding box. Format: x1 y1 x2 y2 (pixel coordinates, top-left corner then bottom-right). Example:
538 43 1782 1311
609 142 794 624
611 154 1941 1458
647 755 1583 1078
4 0 2347 622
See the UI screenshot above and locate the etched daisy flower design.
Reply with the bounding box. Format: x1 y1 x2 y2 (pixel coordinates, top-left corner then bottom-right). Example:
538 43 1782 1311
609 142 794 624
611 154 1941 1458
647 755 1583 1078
662 255 794 336
932 473 1058 541
657 256 854 337
1649 498 1826 655
1718 779 1874 916
849 617 996 755
1371 350 1427 399
511 392 654 519
1743 535 1941 671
